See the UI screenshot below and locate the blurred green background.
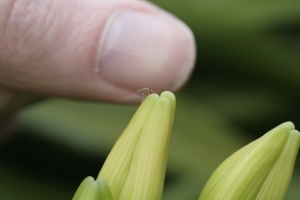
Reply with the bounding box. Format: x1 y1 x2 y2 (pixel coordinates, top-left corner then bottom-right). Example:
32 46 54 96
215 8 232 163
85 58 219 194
1 1 300 199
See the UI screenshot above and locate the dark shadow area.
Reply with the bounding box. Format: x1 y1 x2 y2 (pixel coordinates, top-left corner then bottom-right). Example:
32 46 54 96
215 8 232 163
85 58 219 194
0 128 177 190
0 129 107 187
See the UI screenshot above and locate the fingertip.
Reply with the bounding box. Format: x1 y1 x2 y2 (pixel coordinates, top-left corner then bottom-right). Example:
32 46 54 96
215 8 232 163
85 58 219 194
97 7 196 95
0 0 195 103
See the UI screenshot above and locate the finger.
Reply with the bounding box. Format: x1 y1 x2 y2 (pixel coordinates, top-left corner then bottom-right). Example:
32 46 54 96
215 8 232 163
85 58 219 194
0 0 195 103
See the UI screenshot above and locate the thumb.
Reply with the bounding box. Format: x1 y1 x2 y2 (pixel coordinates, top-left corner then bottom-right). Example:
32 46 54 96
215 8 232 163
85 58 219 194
0 0 195 103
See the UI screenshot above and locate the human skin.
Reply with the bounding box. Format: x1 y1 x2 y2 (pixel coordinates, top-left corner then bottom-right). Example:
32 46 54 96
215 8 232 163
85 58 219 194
0 0 195 135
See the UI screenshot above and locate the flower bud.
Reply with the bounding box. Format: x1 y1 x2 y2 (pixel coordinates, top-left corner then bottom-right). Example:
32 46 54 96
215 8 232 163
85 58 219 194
73 176 113 200
199 122 300 200
98 91 176 200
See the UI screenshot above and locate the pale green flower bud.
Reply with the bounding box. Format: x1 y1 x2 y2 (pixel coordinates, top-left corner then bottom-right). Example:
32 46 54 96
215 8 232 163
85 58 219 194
199 122 300 200
73 177 113 200
98 91 176 200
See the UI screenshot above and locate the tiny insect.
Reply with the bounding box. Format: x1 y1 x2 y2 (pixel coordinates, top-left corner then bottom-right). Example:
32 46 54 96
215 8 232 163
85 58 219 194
137 85 158 100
